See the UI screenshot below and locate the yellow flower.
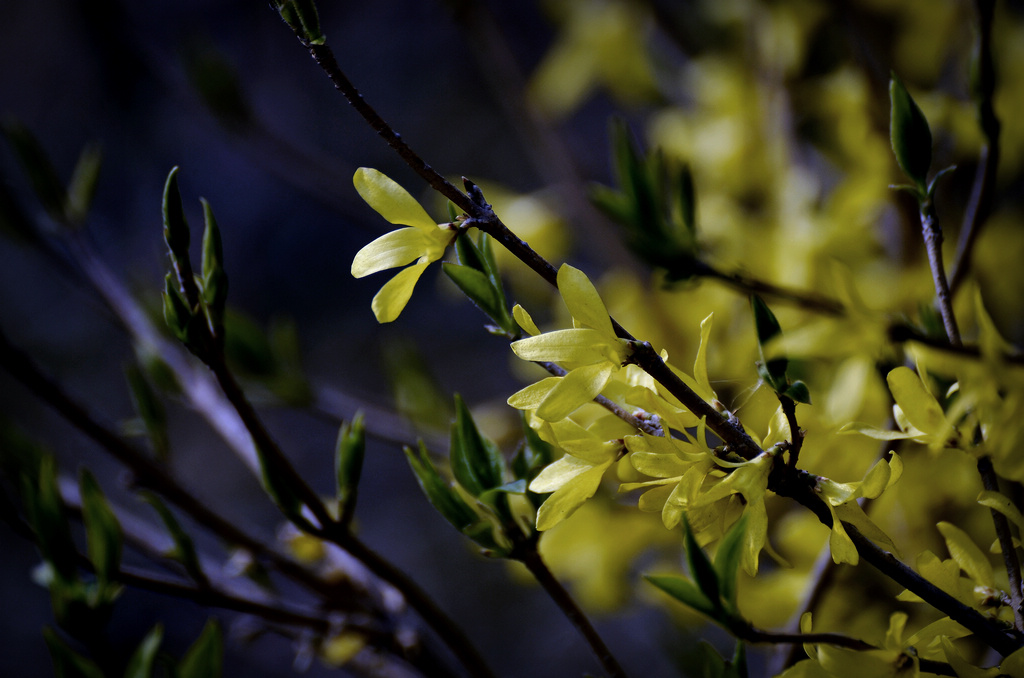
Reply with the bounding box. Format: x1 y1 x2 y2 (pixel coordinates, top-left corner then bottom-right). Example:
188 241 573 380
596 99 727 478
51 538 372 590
815 453 902 565
350 168 457 323
508 264 631 421
527 414 634 530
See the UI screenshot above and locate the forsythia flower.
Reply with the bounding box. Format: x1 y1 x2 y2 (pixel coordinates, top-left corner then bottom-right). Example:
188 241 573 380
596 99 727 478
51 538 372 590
814 453 902 565
508 264 631 421
527 414 635 530
350 168 457 323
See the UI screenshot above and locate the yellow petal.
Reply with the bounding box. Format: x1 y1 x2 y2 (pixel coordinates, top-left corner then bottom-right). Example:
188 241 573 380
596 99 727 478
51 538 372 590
533 460 612 530
886 366 951 439
370 261 429 323
351 227 430 278
827 505 859 565
511 328 623 364
937 521 995 588
693 313 715 400
507 378 560 410
557 264 615 337
354 167 435 230
535 363 615 422
513 304 541 336
558 439 621 464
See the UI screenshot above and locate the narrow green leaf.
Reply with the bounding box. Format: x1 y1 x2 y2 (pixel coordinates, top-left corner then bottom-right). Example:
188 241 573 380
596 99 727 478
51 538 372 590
684 516 722 616
713 514 748 609
66 143 102 225
751 295 788 390
454 230 486 272
727 641 748 678
184 46 251 125
335 412 366 524
162 274 192 343
645 574 717 619
200 198 228 331
27 455 78 583
124 624 163 678
292 0 324 43
2 120 68 220
78 469 123 586
404 442 478 531
140 492 208 588
125 361 169 460
449 394 505 498
443 263 506 328
162 167 190 260
178 619 223 678
43 627 105 678
889 73 932 193
253 441 308 528
677 162 696 236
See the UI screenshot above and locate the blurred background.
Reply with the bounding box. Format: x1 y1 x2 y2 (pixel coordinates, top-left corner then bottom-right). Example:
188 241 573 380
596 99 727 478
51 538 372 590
2 0 1024 676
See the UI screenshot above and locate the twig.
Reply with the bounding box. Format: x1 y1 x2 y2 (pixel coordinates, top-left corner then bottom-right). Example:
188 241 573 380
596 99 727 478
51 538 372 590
0 326 350 604
920 202 961 347
320 526 498 678
516 541 629 678
704 266 845 317
950 0 1000 294
979 456 1024 630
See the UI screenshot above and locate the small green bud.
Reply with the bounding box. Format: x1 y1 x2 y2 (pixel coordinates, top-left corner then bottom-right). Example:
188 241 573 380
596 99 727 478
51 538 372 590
162 167 190 260
889 73 933 194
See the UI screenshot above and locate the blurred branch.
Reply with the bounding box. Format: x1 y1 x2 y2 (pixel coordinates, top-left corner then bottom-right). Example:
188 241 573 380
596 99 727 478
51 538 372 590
443 0 633 270
950 0 1000 294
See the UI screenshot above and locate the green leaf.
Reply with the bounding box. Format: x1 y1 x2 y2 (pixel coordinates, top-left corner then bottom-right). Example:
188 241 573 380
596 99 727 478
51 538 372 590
2 120 68 220
162 274 194 344
26 455 78 583
124 361 169 460
178 619 223 678
751 295 788 391
162 167 190 260
728 641 748 678
443 263 505 328
140 492 208 588
449 394 505 498
714 514 748 609
200 198 228 332
66 143 102 225
184 46 251 125
784 380 811 405
124 624 163 678
78 469 123 586
454 230 486 272
335 412 366 524
889 73 932 193
645 574 718 619
43 627 105 678
404 442 479 532
683 516 723 616
677 162 696 236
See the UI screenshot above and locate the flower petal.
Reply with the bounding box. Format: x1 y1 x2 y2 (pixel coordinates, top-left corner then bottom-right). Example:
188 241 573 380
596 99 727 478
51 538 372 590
557 264 615 337
507 378 560 410
354 168 436 230
533 460 612 530
370 261 430 323
886 366 951 439
511 328 623 363
351 228 430 278
536 362 615 421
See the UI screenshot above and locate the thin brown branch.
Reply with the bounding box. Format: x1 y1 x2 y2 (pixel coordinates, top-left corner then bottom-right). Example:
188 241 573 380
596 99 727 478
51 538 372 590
705 266 845 317
950 0 1000 294
516 541 629 678
979 455 1024 630
920 203 961 347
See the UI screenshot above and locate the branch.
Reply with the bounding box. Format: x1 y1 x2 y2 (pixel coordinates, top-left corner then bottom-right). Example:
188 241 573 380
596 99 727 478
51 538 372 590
920 202 961 347
950 0 1000 294
516 540 629 678
978 455 1024 630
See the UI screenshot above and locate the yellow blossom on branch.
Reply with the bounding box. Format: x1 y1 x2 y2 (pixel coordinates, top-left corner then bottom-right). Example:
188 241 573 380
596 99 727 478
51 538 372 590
350 167 458 323
508 264 631 421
